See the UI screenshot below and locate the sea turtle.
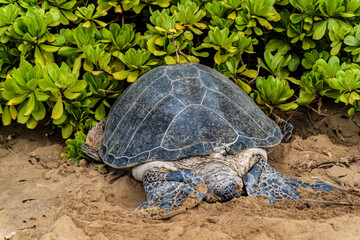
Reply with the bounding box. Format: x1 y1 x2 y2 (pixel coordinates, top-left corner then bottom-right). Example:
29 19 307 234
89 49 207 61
82 63 332 218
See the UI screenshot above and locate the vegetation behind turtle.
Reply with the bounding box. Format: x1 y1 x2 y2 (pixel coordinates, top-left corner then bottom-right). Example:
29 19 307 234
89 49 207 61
0 1 359 161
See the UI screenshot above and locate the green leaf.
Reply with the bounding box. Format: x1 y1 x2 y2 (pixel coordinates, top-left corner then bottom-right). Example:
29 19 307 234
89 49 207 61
53 112 67 125
69 80 87 92
26 116 38 129
72 56 83 75
8 94 27 105
61 123 73 138
236 79 252 94
34 46 46 66
348 107 355 116
9 105 17 120
297 90 316 105
32 101 46 121
84 59 93 72
51 96 63 119
113 70 129 80
265 39 291 54
63 91 81 99
34 90 50 101
26 79 38 92
278 102 298 111
94 102 105 120
344 36 360 47
24 93 35 116
288 54 300 72
2 105 12 126
58 47 82 56
330 39 341 54
349 91 360 105
313 21 327 40
127 71 139 82
40 44 60 53
164 55 177 65
17 104 30 124
241 70 257 78
92 162 105 167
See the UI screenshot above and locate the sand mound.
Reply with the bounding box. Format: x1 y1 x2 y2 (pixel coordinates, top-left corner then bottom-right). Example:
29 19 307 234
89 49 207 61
0 106 359 240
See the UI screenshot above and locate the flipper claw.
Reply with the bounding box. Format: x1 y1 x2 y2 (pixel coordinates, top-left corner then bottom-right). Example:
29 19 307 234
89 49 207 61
136 170 207 219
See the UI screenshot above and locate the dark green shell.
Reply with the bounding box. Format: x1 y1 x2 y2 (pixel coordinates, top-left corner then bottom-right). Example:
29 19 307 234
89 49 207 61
100 63 282 168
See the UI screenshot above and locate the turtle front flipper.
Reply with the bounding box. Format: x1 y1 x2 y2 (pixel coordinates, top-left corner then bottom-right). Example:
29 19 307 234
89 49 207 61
243 156 333 203
136 170 207 219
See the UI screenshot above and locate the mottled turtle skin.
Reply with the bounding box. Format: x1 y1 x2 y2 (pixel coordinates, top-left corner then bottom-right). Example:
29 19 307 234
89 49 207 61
82 63 332 219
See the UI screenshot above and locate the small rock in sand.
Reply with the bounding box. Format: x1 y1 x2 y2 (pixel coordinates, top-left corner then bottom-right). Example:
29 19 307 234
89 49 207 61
79 159 88 168
98 166 107 174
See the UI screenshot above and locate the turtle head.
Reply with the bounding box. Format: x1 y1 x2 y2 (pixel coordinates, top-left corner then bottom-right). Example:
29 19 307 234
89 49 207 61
81 118 107 162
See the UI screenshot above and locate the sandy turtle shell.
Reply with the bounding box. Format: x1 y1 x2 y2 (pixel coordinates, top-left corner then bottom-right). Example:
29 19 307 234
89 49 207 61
99 63 282 168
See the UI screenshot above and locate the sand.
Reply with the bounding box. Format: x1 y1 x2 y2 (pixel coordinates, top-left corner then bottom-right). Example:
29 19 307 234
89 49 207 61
0 105 359 240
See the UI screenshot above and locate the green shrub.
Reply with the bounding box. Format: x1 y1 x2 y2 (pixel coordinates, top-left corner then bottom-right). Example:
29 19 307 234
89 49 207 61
0 0 360 160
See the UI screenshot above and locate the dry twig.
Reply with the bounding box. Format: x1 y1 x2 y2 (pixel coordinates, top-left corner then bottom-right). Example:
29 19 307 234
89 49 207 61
7 147 19 157
311 161 339 169
301 176 360 207
352 116 360 128
17 225 36 230
311 154 360 169
249 58 261 84
306 110 315 126
98 89 123 94
312 177 360 197
317 97 323 115
305 105 327 117
304 199 360 206
271 111 295 124
339 154 360 166
170 32 190 63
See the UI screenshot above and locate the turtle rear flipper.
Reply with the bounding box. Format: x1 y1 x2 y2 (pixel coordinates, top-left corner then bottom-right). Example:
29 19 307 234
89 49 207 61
81 118 107 161
81 143 101 161
243 156 333 203
275 118 294 142
136 170 207 219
